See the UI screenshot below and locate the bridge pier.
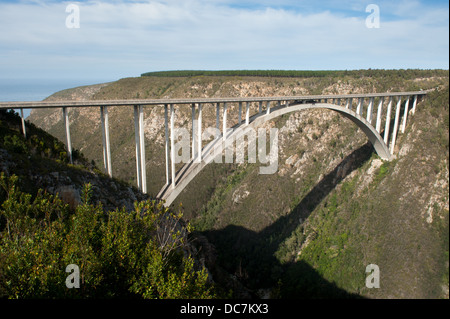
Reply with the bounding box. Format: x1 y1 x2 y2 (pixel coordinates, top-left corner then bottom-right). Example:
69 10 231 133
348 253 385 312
216 103 220 138
401 96 410 133
62 107 73 164
170 104 176 189
367 97 374 124
164 104 170 185
191 104 196 160
375 97 384 133
384 97 393 145
390 97 402 154
133 105 147 193
245 102 250 125
238 102 242 125
223 102 228 140
198 103 203 162
19 108 27 138
412 95 418 114
266 101 271 115
100 106 112 177
356 98 363 115
139 105 147 193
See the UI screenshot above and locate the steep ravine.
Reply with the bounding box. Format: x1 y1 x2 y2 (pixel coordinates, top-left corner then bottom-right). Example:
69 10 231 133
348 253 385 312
28 73 449 298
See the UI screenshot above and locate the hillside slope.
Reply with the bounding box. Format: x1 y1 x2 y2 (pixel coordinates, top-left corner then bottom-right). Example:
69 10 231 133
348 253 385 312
0 109 214 298
28 71 449 298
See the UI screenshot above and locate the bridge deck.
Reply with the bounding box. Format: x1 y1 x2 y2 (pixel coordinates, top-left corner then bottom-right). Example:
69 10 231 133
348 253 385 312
0 91 427 109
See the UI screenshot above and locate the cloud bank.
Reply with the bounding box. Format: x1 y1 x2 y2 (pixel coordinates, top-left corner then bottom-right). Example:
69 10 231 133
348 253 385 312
0 0 448 81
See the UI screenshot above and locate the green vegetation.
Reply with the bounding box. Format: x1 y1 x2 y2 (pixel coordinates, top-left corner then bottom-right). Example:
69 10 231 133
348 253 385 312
0 174 214 299
193 164 251 231
1 110 68 163
0 109 102 197
0 109 90 166
0 109 215 299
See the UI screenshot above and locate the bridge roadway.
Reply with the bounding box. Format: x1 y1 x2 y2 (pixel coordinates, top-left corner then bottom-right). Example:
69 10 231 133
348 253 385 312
0 91 426 109
0 91 427 206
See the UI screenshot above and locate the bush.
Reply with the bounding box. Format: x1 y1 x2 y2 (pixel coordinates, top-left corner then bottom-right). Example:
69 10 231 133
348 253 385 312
3 135 28 154
0 174 214 299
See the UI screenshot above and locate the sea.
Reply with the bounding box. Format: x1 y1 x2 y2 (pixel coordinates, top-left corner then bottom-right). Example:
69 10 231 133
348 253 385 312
0 78 109 118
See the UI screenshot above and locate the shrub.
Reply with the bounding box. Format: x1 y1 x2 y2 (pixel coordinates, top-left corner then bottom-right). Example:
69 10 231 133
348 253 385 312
0 174 214 299
3 135 28 154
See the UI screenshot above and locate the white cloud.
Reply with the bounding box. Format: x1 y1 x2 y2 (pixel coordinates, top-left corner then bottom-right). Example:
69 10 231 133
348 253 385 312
0 0 448 81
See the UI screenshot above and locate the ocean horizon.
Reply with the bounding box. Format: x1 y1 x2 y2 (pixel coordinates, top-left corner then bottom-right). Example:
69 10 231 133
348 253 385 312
0 78 111 118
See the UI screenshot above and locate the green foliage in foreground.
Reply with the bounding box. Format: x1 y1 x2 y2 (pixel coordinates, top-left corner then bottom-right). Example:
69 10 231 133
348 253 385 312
0 174 214 299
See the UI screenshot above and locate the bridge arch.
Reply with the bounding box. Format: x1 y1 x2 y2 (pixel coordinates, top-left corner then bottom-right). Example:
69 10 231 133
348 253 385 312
158 102 392 206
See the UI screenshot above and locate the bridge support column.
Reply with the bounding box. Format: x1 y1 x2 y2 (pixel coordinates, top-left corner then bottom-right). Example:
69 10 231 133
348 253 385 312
390 98 402 154
366 97 374 123
139 106 147 194
356 98 363 116
133 106 142 191
223 102 228 139
19 109 26 138
62 107 73 164
384 97 393 144
133 105 146 193
238 102 242 125
245 102 250 125
375 97 384 133
401 96 410 133
216 103 220 139
197 103 203 162
259 101 263 113
100 106 112 177
164 104 170 185
170 104 176 189
266 101 271 115
191 104 196 160
411 95 418 115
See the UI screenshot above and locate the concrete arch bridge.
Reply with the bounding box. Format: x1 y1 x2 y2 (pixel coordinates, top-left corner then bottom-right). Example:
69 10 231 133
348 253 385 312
0 91 427 206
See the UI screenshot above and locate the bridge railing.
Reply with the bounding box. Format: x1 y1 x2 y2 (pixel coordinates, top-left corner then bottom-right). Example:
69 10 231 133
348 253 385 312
0 91 427 194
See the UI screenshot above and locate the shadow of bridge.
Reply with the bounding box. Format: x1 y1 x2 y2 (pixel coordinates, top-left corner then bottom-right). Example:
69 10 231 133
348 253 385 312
196 141 374 298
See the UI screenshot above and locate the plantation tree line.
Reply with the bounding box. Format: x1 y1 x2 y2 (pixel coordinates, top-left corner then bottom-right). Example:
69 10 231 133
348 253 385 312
141 69 448 79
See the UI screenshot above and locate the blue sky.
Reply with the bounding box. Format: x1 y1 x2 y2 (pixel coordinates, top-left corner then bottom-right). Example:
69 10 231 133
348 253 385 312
0 0 448 85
